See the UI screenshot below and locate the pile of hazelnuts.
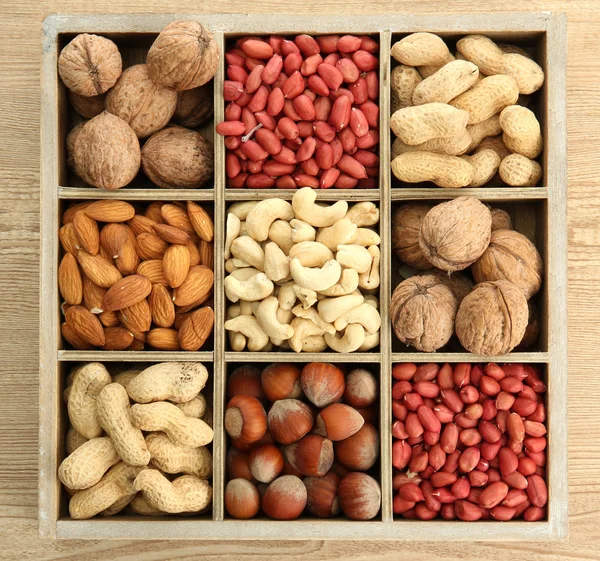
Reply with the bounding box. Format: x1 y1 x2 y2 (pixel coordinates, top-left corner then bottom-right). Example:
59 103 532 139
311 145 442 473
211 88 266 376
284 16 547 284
224 362 381 520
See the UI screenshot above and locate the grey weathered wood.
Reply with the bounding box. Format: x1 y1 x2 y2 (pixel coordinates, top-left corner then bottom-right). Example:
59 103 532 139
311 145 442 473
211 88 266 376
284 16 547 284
58 187 216 200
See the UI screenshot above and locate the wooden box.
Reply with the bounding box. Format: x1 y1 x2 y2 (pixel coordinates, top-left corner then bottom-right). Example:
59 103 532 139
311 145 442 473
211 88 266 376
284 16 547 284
40 12 567 540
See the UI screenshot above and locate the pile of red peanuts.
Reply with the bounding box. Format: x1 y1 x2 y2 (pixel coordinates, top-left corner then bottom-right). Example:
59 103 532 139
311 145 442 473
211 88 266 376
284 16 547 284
392 363 548 521
216 34 380 189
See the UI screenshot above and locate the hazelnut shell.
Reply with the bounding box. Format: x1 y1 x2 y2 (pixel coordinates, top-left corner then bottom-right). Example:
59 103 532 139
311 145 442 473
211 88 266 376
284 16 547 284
262 475 307 520
338 472 381 520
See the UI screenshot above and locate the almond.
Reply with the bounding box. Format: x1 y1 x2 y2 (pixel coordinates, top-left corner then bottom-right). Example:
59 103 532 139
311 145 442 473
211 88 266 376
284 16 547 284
59 222 82 255
163 244 191 288
128 338 145 351
61 321 93 349
102 326 134 350
178 307 214 351
199 240 214 270
145 202 165 223
99 243 114 262
82 276 106 313
153 223 191 245
77 250 122 288
128 215 157 236
65 305 106 346
172 265 214 307
186 241 202 266
137 259 168 285
174 312 191 330
62 201 92 224
103 274 152 311
115 235 140 275
119 298 152 333
149 284 176 328
187 201 214 242
99 310 120 327
100 223 130 258
160 204 195 234
147 328 181 350
136 233 168 260
84 200 136 222
58 253 83 305
73 211 100 255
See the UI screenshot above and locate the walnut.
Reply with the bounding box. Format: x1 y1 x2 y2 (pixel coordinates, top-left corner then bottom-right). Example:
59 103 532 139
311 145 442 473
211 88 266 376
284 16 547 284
173 85 214 128
516 300 540 351
490 207 513 231
105 64 178 138
391 274 457 352
66 122 86 174
73 112 141 190
428 270 474 306
68 91 105 119
419 196 492 272
471 229 543 299
146 21 219 91
392 203 432 269
141 126 213 189
58 34 122 96
455 280 528 355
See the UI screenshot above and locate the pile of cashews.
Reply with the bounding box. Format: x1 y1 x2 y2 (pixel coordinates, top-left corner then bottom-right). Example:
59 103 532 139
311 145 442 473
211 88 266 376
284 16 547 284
224 188 381 353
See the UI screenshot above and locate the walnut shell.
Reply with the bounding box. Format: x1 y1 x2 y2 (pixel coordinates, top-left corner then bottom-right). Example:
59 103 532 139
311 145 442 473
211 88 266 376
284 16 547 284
391 274 457 352
66 122 86 174
105 64 178 138
141 126 213 189
516 300 540 350
173 85 214 128
392 203 432 269
455 280 528 355
146 21 219 91
58 34 122 96
68 91 105 118
419 196 492 272
490 207 513 231
73 112 141 190
471 229 543 299
428 270 474 306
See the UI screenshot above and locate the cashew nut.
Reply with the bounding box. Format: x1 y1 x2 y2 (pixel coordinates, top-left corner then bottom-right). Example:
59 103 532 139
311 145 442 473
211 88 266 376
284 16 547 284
246 199 294 241
318 268 360 297
224 315 270 351
364 294 379 308
264 242 290 282
292 187 348 227
231 236 265 271
290 219 316 243
333 303 382 333
302 335 328 352
336 244 373 274
292 305 336 335
354 228 381 247
227 304 246 351
289 317 325 353
359 246 381 290
268 220 295 254
225 259 237 274
359 330 380 351
229 267 261 281
224 213 241 260
277 306 294 325
325 324 366 352
277 281 297 311
290 258 342 291
225 273 274 303
318 293 364 323
315 218 358 251
239 300 254 316
240 221 248 236
293 284 318 308
289 241 334 267
345 202 380 227
228 201 258 220
255 296 294 340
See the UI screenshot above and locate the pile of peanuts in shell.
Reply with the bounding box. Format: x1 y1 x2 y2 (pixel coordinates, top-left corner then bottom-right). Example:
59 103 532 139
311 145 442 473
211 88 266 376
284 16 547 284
59 21 219 191
391 196 543 355
224 363 381 520
392 362 548 522
58 199 215 352
224 189 381 353
217 34 380 189
390 33 544 188
59 362 213 519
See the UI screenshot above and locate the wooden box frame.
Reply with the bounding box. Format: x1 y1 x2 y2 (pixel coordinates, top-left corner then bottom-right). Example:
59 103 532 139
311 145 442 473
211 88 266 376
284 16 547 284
40 12 567 540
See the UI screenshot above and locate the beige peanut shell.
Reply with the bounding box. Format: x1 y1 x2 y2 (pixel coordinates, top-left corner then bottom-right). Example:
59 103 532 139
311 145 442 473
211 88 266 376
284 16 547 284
391 33 453 66
392 152 474 189
66 426 90 454
475 135 512 160
59 436 120 490
102 493 137 516
146 432 213 479
129 493 166 516
499 154 542 186
466 115 502 152
392 129 472 157
461 149 502 187
391 203 432 270
499 105 543 159
391 103 469 145
177 395 207 418
412 60 479 105
390 65 423 110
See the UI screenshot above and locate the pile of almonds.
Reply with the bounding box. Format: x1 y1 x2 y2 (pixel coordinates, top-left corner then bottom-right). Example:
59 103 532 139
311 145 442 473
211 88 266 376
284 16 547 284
217 34 380 189
224 363 381 520
392 362 548 521
59 199 214 351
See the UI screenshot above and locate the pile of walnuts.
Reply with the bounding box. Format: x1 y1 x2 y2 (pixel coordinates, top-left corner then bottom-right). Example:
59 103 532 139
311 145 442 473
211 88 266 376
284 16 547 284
59 21 219 190
391 196 542 355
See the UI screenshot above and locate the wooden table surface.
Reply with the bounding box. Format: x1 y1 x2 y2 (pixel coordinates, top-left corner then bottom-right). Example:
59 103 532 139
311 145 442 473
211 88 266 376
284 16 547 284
1 0 597 559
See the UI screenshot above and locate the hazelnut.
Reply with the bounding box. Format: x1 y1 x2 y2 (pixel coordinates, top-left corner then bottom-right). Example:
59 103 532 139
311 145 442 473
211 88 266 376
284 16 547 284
282 457 305 478
490 208 513 231
338 472 381 520
68 90 105 119
334 423 380 471
230 430 274 452
173 85 214 128
343 368 378 408
304 472 341 518
267 399 314 445
227 365 264 401
225 395 267 444
226 448 254 482
262 475 307 520
225 478 260 519
301 363 345 408
248 444 284 484
391 203 432 269
314 403 364 441
355 407 378 425
284 434 334 477
261 364 303 402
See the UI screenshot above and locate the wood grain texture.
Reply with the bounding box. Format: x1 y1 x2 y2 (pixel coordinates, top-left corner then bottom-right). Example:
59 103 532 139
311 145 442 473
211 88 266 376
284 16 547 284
0 0 595 558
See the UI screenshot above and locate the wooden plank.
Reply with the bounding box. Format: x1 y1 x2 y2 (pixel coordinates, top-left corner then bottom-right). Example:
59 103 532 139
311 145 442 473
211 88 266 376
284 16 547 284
58 187 215 201
57 351 215 362
391 187 549 201
225 189 380 201
224 352 382 363
392 352 550 363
